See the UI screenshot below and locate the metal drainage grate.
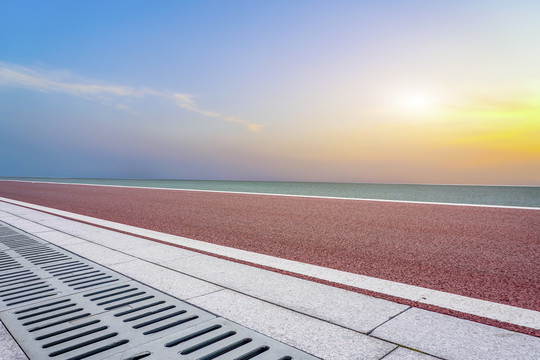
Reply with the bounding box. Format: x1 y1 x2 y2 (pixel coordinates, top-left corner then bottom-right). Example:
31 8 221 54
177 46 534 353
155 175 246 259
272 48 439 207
0 222 319 360
105 318 316 360
0 225 21 237
15 245 72 266
0 233 49 251
0 239 131 312
1 281 216 359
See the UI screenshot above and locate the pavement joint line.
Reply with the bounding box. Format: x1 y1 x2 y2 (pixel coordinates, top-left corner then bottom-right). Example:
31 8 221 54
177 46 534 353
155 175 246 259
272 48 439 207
0 209 430 344
0 210 382 337
379 346 445 360
0 209 399 359
2 179 539 210
0 221 323 360
2 197 540 332
25 229 56 234
0 207 376 333
378 347 399 360
2 203 539 359
1 196 538 331
367 306 412 336
184 288 227 301
0 208 431 341
370 329 444 359
0 319 28 360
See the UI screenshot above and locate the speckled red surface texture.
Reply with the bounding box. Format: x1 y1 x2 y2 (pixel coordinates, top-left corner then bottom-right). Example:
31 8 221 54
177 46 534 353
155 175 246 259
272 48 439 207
1 181 539 313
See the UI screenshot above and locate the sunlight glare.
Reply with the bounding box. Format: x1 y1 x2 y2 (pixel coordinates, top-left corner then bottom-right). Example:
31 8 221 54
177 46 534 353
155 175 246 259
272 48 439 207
395 90 441 114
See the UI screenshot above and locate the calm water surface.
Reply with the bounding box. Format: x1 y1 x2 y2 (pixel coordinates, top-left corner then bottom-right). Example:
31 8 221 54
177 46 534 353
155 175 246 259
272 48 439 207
1 177 539 208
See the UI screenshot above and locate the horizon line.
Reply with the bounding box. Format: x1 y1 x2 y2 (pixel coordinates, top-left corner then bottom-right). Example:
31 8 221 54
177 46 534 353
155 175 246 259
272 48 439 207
0 176 539 188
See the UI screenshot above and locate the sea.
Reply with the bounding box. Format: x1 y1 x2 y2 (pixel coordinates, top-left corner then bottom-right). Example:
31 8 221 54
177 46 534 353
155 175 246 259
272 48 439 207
1 177 539 208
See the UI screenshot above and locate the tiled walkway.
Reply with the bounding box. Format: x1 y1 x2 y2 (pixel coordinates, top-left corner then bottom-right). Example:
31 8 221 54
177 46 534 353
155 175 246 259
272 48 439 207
0 200 538 359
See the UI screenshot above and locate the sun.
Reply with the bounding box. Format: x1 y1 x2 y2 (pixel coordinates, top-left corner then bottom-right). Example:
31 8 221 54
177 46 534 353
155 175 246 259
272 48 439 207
395 91 440 114
403 94 433 109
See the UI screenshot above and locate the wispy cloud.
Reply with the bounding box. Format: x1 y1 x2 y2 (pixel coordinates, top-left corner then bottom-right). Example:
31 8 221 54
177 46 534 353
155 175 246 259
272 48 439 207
0 64 141 97
172 93 221 117
0 62 262 131
172 93 264 131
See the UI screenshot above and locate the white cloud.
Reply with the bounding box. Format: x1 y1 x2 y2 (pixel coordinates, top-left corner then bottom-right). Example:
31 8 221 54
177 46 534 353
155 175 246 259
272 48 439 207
172 93 220 117
224 116 264 132
0 62 262 131
0 65 139 97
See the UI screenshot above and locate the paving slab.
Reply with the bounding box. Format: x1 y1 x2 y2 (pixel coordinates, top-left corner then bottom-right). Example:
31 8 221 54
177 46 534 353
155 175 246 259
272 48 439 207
54 223 165 252
0 320 28 360
93 233 154 250
190 288 396 360
121 242 201 262
0 214 19 222
11 209 57 223
0 202 36 216
109 258 223 300
33 216 98 231
35 230 88 246
372 307 540 360
44 220 120 239
7 209 114 240
3 218 53 234
61 241 136 266
0 209 14 218
162 254 408 333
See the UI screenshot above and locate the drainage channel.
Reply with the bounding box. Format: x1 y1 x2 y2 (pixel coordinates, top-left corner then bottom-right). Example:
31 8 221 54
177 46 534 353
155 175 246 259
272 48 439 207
0 221 319 360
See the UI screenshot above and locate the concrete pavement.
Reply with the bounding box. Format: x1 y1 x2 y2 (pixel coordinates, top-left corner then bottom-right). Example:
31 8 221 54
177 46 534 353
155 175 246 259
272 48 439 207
0 200 539 359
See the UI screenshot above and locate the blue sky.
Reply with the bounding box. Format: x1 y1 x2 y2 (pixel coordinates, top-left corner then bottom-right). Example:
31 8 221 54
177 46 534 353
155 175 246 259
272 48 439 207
1 1 539 184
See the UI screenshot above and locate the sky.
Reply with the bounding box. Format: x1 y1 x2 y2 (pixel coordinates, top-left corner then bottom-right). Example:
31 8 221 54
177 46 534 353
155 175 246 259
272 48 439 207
1 0 539 185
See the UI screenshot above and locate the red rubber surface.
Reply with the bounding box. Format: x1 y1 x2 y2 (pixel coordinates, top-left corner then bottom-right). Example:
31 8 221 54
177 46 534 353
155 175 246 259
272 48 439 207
1 181 539 313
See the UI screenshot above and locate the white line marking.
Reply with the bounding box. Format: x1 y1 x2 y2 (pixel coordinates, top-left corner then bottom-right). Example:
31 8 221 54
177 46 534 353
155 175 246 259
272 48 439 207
1 179 538 210
0 196 538 330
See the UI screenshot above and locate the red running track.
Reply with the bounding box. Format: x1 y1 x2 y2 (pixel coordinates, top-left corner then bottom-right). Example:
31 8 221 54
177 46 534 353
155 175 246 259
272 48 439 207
1 181 539 313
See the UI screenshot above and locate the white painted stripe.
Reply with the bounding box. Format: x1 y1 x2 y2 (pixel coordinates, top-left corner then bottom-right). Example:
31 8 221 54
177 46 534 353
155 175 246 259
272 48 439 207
1 196 538 330
1 179 539 210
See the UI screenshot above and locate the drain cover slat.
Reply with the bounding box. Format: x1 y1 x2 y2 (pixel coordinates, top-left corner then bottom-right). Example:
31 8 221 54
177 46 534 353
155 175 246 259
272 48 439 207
0 221 319 360
0 226 131 312
104 318 315 360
